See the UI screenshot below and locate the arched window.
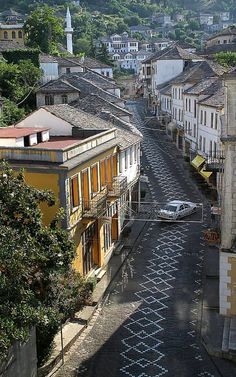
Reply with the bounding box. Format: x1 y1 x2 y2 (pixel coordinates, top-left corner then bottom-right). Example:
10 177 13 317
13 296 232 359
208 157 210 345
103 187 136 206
3 31 8 39
12 31 16 39
18 30 23 38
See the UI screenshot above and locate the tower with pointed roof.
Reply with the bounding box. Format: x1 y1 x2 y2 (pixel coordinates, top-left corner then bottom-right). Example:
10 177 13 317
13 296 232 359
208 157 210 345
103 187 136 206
65 7 73 54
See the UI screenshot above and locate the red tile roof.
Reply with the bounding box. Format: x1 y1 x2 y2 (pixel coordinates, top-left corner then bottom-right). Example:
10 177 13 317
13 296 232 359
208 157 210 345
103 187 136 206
31 137 83 149
0 127 49 138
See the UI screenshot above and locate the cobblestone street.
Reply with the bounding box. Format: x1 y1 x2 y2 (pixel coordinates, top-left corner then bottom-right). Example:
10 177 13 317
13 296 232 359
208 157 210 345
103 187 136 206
54 100 236 377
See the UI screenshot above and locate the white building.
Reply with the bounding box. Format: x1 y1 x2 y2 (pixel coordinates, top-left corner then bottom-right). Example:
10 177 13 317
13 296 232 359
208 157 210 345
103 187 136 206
98 33 139 54
141 44 202 113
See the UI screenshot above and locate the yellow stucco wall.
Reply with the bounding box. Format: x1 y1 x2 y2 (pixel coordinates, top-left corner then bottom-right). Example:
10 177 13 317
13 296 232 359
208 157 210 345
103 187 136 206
23 171 60 226
0 28 25 45
227 257 236 315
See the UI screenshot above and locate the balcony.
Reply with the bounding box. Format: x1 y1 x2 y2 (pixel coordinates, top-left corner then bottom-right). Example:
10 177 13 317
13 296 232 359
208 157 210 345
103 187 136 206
108 176 128 197
82 187 108 218
205 152 225 172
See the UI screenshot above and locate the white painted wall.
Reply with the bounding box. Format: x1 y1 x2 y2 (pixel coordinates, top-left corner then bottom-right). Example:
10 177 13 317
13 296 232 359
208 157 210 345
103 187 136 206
152 59 184 93
17 109 73 136
118 143 140 184
198 104 222 156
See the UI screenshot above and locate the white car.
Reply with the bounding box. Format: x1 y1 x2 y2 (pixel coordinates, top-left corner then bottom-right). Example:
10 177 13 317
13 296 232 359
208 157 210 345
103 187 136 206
157 200 197 221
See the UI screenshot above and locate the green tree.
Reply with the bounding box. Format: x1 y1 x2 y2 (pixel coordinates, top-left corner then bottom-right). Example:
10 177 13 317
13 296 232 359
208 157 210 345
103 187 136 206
24 5 64 54
0 59 41 103
96 43 113 65
0 98 25 127
0 162 87 364
214 51 236 67
74 37 92 55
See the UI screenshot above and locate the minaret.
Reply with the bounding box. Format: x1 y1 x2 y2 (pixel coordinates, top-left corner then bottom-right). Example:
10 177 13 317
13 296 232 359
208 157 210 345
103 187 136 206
65 7 73 54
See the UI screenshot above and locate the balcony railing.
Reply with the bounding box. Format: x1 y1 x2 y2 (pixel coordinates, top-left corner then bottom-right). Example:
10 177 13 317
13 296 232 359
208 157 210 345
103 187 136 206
82 187 107 218
205 152 225 172
108 176 128 197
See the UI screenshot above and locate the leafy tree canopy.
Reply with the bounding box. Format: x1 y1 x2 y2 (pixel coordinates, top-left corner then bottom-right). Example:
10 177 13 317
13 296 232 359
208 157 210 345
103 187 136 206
24 5 64 54
0 162 87 364
0 59 41 104
214 51 236 67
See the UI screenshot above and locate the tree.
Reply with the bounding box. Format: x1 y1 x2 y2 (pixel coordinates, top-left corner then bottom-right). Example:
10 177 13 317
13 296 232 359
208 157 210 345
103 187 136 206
74 37 92 55
96 43 113 65
214 52 236 67
0 60 41 103
0 162 87 364
0 98 25 127
24 5 64 54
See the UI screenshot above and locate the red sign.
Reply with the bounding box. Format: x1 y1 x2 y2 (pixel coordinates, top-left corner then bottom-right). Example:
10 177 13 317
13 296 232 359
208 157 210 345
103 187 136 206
203 229 220 245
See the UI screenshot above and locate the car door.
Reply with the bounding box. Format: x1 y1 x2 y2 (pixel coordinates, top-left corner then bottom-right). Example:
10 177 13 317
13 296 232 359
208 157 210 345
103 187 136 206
178 204 185 218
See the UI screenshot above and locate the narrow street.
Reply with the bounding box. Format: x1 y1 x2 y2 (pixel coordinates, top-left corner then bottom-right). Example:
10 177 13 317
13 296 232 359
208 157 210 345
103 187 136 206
55 100 235 377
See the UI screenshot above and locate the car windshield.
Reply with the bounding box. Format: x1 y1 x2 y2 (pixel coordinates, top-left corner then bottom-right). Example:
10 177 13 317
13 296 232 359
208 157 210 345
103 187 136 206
163 204 178 212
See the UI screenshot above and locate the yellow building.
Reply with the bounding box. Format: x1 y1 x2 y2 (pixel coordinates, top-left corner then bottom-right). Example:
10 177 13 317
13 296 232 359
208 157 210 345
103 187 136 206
0 10 25 45
1 105 142 276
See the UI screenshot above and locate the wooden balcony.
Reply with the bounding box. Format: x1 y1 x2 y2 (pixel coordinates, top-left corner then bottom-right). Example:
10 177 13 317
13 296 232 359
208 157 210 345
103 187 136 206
108 176 128 197
82 187 108 218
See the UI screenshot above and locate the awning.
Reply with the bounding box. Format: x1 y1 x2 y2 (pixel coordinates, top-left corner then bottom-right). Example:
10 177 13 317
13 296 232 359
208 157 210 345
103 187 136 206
199 168 213 180
191 155 205 170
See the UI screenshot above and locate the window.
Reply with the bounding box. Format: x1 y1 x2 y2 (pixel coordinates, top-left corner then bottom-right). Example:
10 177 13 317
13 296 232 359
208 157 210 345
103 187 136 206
107 156 113 190
199 136 202 150
134 144 138 162
203 137 206 152
147 67 151 76
104 222 112 253
12 31 16 39
66 67 71 73
210 141 212 156
100 160 106 186
91 164 98 193
45 94 54 105
215 113 218 129
194 124 196 138
18 31 22 38
24 135 30 147
188 122 191 135
71 175 79 209
130 147 133 166
185 98 188 110
185 121 187 131
61 94 68 104
211 113 214 128
179 109 181 121
113 154 117 176
200 110 203 124
3 31 8 39
82 223 96 275
213 141 217 158
189 99 191 112
125 150 128 170
204 111 206 126
194 100 197 118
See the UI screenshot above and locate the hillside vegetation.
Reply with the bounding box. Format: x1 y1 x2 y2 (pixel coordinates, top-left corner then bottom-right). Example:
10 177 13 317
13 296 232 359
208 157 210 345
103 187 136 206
0 0 234 14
